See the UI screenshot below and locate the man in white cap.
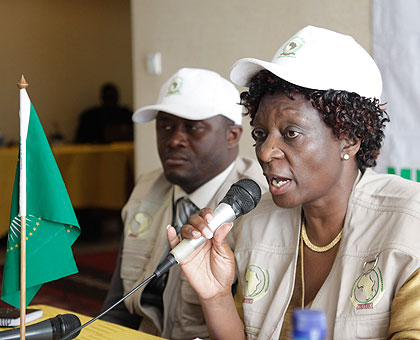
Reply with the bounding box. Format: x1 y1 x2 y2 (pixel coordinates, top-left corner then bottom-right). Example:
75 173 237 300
101 67 266 339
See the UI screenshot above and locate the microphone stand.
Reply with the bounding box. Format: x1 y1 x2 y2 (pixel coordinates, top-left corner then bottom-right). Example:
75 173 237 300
58 255 177 340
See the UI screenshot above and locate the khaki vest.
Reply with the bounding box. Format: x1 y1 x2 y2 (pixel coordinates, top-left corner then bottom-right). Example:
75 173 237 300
120 156 267 339
234 169 420 340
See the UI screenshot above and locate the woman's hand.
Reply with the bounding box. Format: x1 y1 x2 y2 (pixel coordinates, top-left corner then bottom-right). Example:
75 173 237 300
167 208 236 301
167 208 246 340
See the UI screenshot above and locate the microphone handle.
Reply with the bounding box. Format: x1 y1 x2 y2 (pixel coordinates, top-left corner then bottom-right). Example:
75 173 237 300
170 203 236 263
0 319 54 340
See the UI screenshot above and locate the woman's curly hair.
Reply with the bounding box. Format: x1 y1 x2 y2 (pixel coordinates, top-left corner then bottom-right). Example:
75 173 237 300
241 70 390 172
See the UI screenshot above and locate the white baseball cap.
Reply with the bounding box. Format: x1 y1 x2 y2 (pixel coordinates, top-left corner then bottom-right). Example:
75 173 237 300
133 68 242 125
230 25 382 99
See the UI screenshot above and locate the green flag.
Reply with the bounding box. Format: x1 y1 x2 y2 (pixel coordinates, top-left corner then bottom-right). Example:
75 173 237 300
1 89 80 308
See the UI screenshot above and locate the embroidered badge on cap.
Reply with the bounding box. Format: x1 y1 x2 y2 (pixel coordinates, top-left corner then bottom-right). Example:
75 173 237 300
278 36 305 58
166 76 183 96
243 264 270 304
350 255 385 310
128 212 152 238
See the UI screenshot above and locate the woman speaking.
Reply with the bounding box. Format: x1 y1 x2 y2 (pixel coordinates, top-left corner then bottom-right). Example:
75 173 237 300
167 26 420 340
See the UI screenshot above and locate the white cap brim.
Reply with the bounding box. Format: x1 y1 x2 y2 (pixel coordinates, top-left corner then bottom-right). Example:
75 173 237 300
230 56 329 93
132 103 226 123
230 58 279 88
230 57 327 94
231 56 382 99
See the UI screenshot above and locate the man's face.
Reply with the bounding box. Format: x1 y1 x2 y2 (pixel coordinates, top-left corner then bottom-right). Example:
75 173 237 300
156 112 233 193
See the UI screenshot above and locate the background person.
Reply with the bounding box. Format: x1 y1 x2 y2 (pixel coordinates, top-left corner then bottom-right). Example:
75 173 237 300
74 82 134 242
169 26 420 339
101 67 267 340
75 82 133 144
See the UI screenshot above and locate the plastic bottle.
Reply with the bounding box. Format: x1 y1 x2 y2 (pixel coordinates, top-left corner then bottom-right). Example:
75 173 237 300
292 309 327 340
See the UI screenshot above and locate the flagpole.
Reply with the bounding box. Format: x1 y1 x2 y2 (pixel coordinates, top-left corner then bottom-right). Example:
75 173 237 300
19 216 26 340
17 75 29 340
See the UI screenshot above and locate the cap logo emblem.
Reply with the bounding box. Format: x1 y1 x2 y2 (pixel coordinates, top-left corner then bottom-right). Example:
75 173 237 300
243 264 269 304
166 76 183 96
278 36 305 58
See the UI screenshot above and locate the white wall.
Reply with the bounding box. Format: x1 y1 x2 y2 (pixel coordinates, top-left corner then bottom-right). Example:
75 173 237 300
372 0 420 180
131 0 371 176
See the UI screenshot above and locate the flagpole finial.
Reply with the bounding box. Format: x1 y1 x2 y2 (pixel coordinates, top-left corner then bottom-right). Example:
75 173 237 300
17 75 29 89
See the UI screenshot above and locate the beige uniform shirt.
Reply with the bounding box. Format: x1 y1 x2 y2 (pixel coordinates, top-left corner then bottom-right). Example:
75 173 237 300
233 169 420 339
120 156 267 340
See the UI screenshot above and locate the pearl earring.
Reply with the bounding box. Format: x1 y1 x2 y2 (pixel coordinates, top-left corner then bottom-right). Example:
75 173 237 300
343 153 350 160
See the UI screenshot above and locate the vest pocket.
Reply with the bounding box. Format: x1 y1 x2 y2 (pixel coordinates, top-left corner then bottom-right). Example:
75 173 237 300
335 311 389 339
356 312 389 339
121 240 154 283
176 275 207 327
179 275 205 317
169 275 208 339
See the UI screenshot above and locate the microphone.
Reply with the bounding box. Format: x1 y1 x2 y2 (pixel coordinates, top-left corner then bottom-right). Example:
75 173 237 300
0 314 81 340
52 179 261 340
154 178 262 276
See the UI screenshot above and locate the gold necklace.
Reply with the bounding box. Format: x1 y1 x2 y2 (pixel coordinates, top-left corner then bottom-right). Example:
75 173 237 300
301 218 343 252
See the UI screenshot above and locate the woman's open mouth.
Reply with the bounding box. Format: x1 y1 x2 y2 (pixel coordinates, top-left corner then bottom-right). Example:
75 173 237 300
271 177 290 187
266 175 292 194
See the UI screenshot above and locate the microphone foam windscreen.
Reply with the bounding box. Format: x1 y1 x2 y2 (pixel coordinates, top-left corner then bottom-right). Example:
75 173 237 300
221 178 261 217
53 314 81 339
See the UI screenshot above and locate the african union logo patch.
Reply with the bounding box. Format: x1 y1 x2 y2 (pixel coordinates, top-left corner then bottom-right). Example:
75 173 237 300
128 212 152 238
350 258 384 310
166 76 183 96
243 264 269 304
278 36 305 58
